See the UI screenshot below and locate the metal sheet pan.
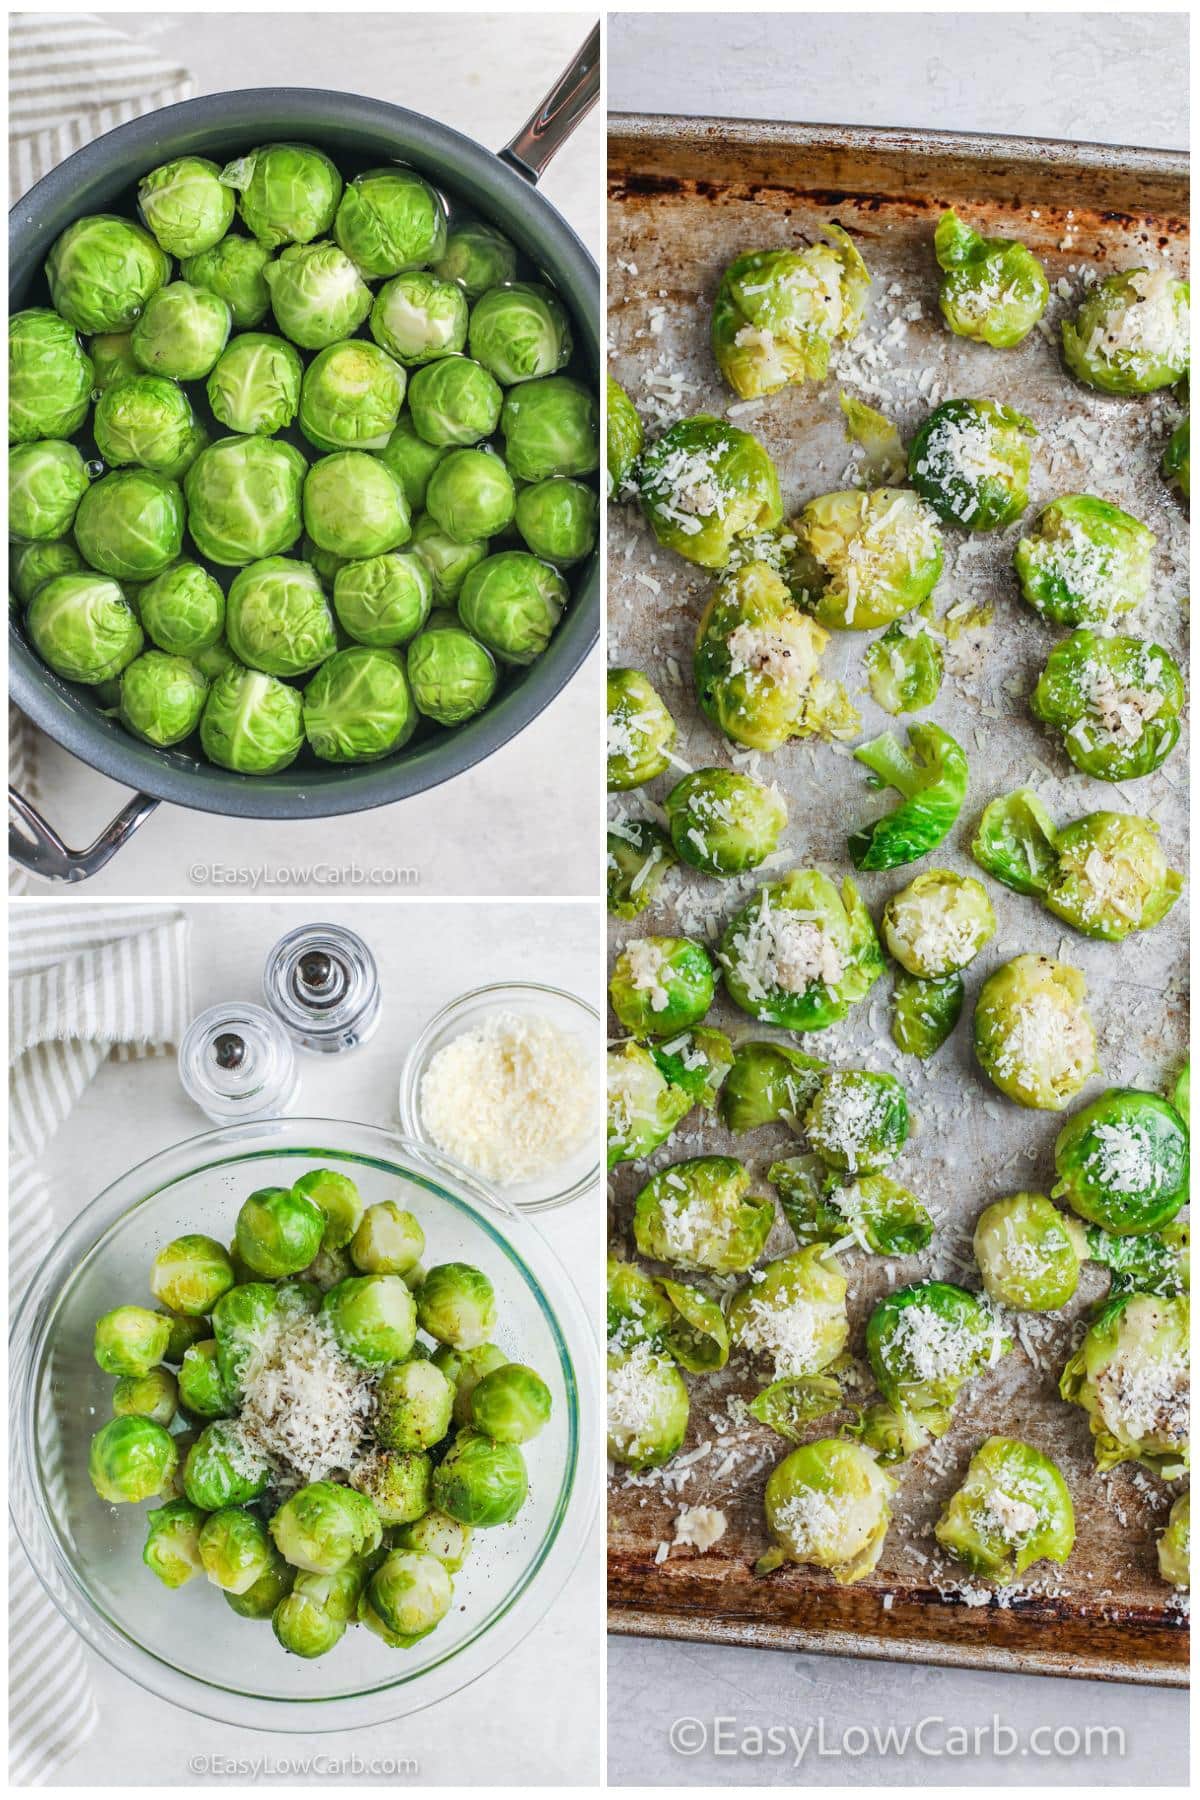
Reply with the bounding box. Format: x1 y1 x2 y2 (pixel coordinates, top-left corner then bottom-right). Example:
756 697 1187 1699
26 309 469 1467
606 115 1189 1687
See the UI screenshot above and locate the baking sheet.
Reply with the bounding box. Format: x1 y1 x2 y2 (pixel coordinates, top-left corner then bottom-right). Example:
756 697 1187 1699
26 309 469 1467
606 117 1189 1686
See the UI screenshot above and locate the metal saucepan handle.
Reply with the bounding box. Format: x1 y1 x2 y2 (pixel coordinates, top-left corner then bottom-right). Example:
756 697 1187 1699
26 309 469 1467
499 21 600 183
9 785 160 883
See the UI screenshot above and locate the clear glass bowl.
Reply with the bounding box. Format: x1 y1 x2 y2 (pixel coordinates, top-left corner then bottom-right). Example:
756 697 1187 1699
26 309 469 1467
10 1118 601 1732
398 982 602 1213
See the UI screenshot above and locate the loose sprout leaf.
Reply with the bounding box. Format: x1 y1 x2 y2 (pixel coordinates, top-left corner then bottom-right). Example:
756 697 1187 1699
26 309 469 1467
748 1373 843 1441
891 969 964 1059
839 391 907 486
848 723 968 871
971 789 1061 896
659 1279 731 1372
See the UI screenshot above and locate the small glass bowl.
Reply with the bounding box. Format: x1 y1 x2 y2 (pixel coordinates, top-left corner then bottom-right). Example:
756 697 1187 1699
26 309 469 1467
399 982 601 1213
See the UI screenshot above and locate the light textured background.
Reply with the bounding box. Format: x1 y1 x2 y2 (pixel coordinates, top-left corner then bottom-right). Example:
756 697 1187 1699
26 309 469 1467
16 11 602 899
607 9 1189 1788
30 897 602 1786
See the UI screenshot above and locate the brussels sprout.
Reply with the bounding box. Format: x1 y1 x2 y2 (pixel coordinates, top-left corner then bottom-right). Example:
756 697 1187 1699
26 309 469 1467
74 467 185 581
129 282 231 381
609 935 715 1040
113 1366 179 1426
200 664 304 774
374 1358 454 1452
10 439 90 541
513 478 598 568
406 614 497 724
719 868 884 1032
323 1274 417 1367
409 512 489 602
1045 811 1182 941
864 618 944 715
211 1281 278 1399
838 390 907 485
137 561 225 658
276 1278 322 1321
1162 415 1189 498
285 1169 363 1254
185 435 306 565
27 572 143 684
650 1025 733 1112
393 1508 472 1573
89 330 140 391
434 221 518 301
935 1437 1074 1582
866 1281 1010 1429
638 415 780 569
891 969 964 1060
973 1193 1086 1311
406 356 503 448
225 556 337 677
425 447 515 543
117 651 207 746
348 1201 424 1276
1059 1292 1189 1473
350 1448 432 1524
225 1545 295 1619
606 1041 693 1168
1158 1491 1190 1589
88 1414 178 1503
270 1478 382 1572
184 1419 270 1510
376 414 449 511
457 550 565 663
804 1068 909 1174
414 1263 496 1351
45 214 170 333
633 1155 775 1274
205 333 302 435
156 1309 210 1365
788 489 943 630
143 1498 207 1587
933 210 1049 347
138 156 235 257
178 1339 234 1418
974 954 1097 1111
359 1547 454 1646
235 1185 325 1278
607 1344 690 1471
606 667 675 789
469 282 572 386
719 1040 825 1133
908 398 1036 531
334 167 446 278
1061 268 1189 394
300 1243 355 1293
303 452 410 562
299 340 406 454
434 1343 508 1428
469 1363 552 1443
181 234 273 328
368 269 468 367
10 537 85 608
1052 1088 1188 1236
198 1505 273 1594
500 374 599 483
1013 495 1154 628
659 1280 731 1374
607 819 678 919
9 308 94 442
262 240 372 348
92 374 196 477
728 1246 848 1378
772 1160 933 1256
606 375 644 498
607 1256 675 1351
712 227 869 398
94 1304 172 1376
151 1233 235 1316
881 869 995 977
431 1429 527 1526
272 1586 347 1657
971 788 1061 896
221 143 342 250
848 723 969 871
757 1438 894 1581
664 768 787 877
748 1373 844 1440
1088 1218 1190 1300
1030 630 1184 781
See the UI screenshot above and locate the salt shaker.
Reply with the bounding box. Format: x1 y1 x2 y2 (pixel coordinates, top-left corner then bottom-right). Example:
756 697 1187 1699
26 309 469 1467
262 921 382 1054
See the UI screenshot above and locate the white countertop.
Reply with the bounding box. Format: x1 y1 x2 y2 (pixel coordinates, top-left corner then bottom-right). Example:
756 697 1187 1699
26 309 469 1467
32 897 602 1785
14 11 603 900
607 9 1189 1786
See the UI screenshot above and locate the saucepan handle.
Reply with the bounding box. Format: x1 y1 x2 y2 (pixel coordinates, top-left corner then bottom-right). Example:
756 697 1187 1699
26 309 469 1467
498 21 600 184
8 785 160 883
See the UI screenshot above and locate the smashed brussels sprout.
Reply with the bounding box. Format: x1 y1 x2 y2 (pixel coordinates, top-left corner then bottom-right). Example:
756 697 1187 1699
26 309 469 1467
638 416 782 569
606 667 676 788
1061 267 1189 394
1158 1491 1190 1589
664 767 787 876
719 1039 825 1133
1059 1293 1189 1473
788 489 943 630
606 375 643 498
1162 415 1189 498
728 1246 849 1377
772 1161 933 1257
757 1439 894 1582
973 1193 1085 1310
607 1345 689 1471
804 1068 910 1174
867 1281 1011 1436
1052 1088 1189 1235
882 869 995 977
609 935 715 1039
606 820 677 919
974 954 1097 1111
720 868 884 1032
1013 495 1154 628
633 1156 775 1273
1030 629 1184 781
933 210 1049 347
864 618 943 715
908 397 1036 531
935 1437 1074 1583
712 227 869 399
606 1041 692 1168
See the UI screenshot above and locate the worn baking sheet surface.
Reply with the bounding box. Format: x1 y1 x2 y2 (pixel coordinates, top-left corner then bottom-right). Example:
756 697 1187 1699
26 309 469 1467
606 119 1189 1686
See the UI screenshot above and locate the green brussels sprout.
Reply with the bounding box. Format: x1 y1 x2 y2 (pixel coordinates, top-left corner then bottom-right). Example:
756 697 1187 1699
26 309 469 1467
178 1339 233 1418
719 1040 825 1133
272 1587 347 1657
205 333 302 436
183 1419 269 1510
9 308 94 443
1044 811 1182 940
349 1201 424 1275
607 819 678 919
1087 1218 1190 1300
1030 629 1184 781
393 1508 472 1572
933 210 1049 347
973 1192 1086 1311
974 954 1097 1111
848 723 969 871
500 374 599 483
137 561 225 656
908 397 1036 531
606 667 675 789
851 1400 937 1465
10 537 85 608
935 1436 1074 1582
712 227 869 398
406 613 497 725
186 640 237 688
156 1309 210 1365
881 869 995 977
143 1498 207 1587
414 1263 496 1351
1162 415 1189 497
303 645 417 762
150 1233 235 1316
130 281 231 381
425 447 515 543
322 1274 417 1367
606 1256 675 1351
864 618 944 715
118 651 207 746
303 451 410 561
113 1366 179 1426
45 214 170 333
221 143 341 250
1052 1088 1189 1236
1059 1292 1189 1473
434 221 518 300
971 788 1061 896
270 1478 382 1571
633 1155 774 1274
350 1448 432 1525
374 1358 454 1451
10 439 90 542
185 434 306 565
73 467 185 580
606 1345 689 1471
88 1414 178 1503
94 1304 172 1376
376 414 449 511
659 1278 731 1373
606 374 644 498
757 1438 894 1581
1061 267 1189 394
198 1505 272 1594
890 969 964 1060
1158 1491 1190 1589
804 1068 909 1174
89 329 140 391
638 415 780 569
27 572 143 684
409 512 488 602
719 868 884 1032
606 1041 693 1168
224 556 336 677
334 167 446 278
359 1548 453 1647
431 1429 527 1526
138 156 234 257
650 1025 733 1111
200 664 304 773
433 1342 508 1427
866 1281 1011 1430
211 1281 278 1400
748 1373 843 1440
289 1169 364 1253
1013 495 1154 628
468 282 571 386
771 1159 933 1256
728 1245 848 1377
92 373 198 477
457 550 566 663
369 269 468 367
262 240 372 348
299 340 406 453
513 476 598 567
469 1363 552 1443
694 561 858 751
609 935 715 1039
235 1184 325 1278
788 489 943 630
406 356 503 448
224 1545 295 1619
181 234 273 328
664 768 787 877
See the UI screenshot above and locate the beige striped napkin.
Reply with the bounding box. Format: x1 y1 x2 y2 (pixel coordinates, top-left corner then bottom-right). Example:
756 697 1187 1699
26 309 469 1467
10 904 192 1784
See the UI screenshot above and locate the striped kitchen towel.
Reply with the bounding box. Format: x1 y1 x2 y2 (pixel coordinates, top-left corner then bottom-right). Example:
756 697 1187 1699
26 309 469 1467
9 904 192 1785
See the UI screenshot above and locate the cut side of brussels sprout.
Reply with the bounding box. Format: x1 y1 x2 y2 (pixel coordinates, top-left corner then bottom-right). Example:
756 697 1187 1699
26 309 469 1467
974 954 1097 1112
719 868 884 1032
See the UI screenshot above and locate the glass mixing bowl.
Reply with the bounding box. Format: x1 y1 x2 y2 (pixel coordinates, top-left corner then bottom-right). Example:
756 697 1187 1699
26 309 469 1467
10 1118 600 1731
